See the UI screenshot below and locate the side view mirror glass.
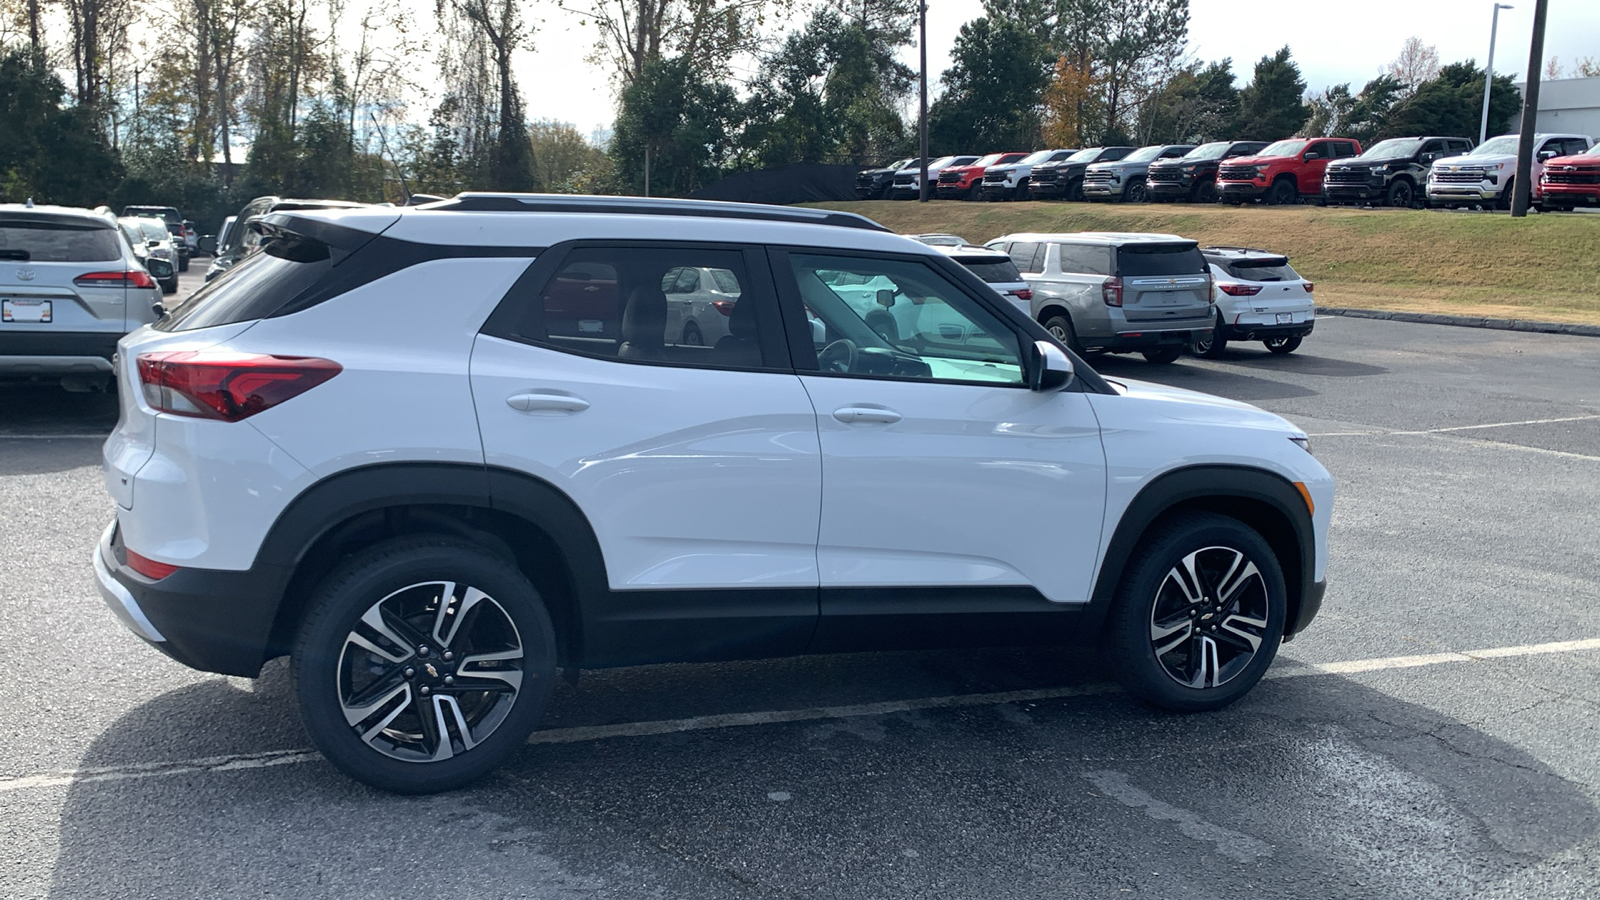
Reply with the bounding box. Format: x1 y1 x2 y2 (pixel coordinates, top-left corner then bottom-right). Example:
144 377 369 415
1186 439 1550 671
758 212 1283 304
1538 150 1556 161
1303 152 1322 161
875 289 895 308
1029 339 1075 392
146 258 173 279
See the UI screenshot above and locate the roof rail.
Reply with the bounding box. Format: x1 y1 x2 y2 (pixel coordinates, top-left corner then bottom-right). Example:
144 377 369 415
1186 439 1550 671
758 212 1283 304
1200 245 1277 255
418 193 891 232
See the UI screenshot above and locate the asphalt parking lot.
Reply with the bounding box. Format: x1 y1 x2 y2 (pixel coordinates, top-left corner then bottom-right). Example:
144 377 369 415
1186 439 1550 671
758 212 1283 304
3 270 1599 899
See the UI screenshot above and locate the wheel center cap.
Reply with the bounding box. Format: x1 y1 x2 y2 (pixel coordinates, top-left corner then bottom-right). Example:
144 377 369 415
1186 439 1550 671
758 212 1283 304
422 662 441 681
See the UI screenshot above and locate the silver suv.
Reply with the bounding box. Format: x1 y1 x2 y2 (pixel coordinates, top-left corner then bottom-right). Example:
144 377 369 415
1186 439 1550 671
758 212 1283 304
988 232 1214 364
1 204 164 390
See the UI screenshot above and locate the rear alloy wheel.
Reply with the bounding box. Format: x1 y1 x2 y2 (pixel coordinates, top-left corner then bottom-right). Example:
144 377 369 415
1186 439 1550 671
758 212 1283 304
1267 178 1298 206
1385 180 1415 208
1264 335 1302 355
1192 317 1227 358
1141 346 1183 364
1107 512 1286 711
682 322 703 346
1042 314 1084 356
293 536 557 793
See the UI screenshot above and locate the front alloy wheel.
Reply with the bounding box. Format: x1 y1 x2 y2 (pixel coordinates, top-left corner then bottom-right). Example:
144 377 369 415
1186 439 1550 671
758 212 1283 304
294 536 557 793
1107 512 1286 711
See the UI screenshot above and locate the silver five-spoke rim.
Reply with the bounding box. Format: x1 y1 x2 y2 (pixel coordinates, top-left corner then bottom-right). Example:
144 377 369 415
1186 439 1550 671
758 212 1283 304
1149 546 1270 689
338 581 524 763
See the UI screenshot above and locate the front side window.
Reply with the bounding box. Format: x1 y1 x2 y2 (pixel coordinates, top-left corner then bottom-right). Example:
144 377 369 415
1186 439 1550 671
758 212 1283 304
787 253 1024 387
499 246 773 370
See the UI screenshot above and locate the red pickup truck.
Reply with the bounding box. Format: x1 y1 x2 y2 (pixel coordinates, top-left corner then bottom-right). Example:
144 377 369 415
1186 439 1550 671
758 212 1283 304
936 152 1028 200
1536 144 1600 211
1216 137 1361 205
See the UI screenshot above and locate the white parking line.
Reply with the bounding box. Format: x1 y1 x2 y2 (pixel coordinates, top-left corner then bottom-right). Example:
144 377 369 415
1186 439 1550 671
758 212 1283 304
1310 414 1600 438
2 637 1597 794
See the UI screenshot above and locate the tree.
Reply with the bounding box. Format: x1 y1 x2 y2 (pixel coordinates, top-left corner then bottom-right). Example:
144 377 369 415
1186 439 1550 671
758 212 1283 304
446 0 537 190
1383 62 1520 140
1386 37 1439 95
570 0 785 87
1136 57 1237 143
928 16 1052 153
1342 75 1403 144
0 49 122 204
1040 56 1101 148
1233 46 1308 140
1304 83 1353 137
610 55 743 196
1577 56 1600 78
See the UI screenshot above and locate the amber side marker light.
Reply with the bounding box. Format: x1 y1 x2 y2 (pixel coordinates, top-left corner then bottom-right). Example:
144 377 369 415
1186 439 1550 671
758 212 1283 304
1293 482 1315 516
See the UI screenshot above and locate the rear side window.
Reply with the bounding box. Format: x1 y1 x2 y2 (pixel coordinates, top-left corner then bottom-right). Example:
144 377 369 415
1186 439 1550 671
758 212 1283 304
1223 258 1300 282
156 239 340 331
1056 244 1113 276
0 219 122 262
1005 241 1042 273
954 257 1024 284
1116 244 1205 277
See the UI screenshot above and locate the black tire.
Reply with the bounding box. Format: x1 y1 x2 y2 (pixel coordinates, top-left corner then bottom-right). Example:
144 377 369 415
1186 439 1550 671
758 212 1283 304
1141 346 1183 364
178 256 190 273
1192 317 1227 358
1496 179 1514 211
1013 178 1029 201
1125 179 1149 203
681 321 703 346
292 536 558 794
1385 180 1415 208
1042 314 1084 356
967 183 981 201
1267 178 1298 206
1263 335 1302 354
1067 178 1086 202
1105 512 1287 712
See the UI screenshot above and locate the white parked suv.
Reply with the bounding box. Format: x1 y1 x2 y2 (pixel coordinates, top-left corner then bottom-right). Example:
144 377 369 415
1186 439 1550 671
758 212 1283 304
1427 133 1594 209
1194 247 1316 357
94 195 1333 793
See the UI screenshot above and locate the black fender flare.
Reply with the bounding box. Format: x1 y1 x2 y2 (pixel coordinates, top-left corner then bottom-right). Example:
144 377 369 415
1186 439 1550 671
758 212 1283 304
1081 464 1316 640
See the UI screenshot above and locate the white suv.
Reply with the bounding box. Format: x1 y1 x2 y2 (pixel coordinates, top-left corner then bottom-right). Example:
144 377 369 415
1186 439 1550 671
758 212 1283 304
94 195 1333 793
1195 247 1316 357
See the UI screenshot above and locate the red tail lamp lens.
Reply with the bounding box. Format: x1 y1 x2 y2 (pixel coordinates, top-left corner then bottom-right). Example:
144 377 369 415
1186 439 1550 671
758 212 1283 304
76 270 158 290
137 351 341 421
712 300 736 316
1219 283 1263 296
126 549 180 580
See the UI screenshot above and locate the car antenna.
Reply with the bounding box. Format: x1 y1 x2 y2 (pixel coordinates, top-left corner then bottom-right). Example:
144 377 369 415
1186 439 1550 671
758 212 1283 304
369 112 414 204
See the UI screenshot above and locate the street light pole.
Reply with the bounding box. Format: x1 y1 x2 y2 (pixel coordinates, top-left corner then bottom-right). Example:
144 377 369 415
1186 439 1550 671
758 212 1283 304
918 0 929 203
1481 3 1514 145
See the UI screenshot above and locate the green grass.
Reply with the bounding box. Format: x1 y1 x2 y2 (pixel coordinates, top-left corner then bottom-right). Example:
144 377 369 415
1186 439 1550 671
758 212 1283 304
809 201 1600 325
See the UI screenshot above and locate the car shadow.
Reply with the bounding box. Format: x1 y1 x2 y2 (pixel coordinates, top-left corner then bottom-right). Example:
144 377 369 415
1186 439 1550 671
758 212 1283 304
0 385 118 437
45 648 1597 898
1202 347 1390 378
0 437 106 477
1089 355 1321 402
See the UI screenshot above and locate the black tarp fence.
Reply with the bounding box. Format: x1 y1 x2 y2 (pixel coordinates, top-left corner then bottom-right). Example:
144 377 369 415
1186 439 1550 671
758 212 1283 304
688 163 863 205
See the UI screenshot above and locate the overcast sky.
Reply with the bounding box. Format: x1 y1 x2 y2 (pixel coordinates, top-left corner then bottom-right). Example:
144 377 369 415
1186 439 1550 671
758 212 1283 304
507 0 1600 138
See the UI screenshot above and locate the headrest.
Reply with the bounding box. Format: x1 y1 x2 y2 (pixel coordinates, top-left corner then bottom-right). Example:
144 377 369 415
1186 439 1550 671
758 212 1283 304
727 299 759 339
620 285 666 344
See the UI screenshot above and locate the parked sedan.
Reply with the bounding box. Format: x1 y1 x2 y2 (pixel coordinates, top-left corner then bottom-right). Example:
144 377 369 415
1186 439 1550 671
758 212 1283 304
1194 247 1316 357
662 265 744 347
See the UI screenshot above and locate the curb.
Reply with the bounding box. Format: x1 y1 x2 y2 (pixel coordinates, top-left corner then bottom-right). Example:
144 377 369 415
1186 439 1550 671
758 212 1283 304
1318 307 1600 337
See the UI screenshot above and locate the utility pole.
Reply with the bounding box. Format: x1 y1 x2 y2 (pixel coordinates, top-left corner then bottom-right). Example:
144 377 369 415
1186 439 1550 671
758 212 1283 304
1510 0 1548 217
918 0 929 203
1481 3 1513 145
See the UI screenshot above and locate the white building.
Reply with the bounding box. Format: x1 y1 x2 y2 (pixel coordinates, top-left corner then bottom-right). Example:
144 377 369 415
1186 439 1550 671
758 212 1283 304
1509 77 1600 139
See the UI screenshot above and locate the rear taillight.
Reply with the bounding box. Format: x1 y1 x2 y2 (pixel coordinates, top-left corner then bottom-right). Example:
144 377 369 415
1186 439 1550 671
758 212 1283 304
1220 283 1263 296
76 270 157 290
712 300 736 316
137 351 342 422
126 548 180 580
1303 281 1314 293
1014 289 1033 301
1101 277 1123 307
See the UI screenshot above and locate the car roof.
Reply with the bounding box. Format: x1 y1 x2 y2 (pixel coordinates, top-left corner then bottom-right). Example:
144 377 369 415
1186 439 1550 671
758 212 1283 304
1201 246 1289 261
0 204 117 227
998 231 1191 246
933 244 1010 261
274 194 937 256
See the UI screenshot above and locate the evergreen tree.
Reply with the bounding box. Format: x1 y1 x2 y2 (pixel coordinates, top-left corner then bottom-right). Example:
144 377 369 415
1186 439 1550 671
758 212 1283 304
1233 46 1309 140
1384 62 1519 139
0 50 121 204
927 17 1053 153
610 56 743 196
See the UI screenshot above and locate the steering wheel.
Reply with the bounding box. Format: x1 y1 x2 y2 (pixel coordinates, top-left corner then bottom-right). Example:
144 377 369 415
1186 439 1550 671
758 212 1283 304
817 339 859 374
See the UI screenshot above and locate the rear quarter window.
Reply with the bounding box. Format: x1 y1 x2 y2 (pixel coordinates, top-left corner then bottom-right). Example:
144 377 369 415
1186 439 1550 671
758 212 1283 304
1116 245 1205 277
0 220 122 262
1057 244 1113 277
156 238 341 331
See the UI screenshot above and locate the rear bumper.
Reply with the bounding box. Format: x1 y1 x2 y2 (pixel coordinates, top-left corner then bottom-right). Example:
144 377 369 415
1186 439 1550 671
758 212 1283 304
94 520 288 677
1218 320 1316 341
1093 328 1211 352
0 331 120 376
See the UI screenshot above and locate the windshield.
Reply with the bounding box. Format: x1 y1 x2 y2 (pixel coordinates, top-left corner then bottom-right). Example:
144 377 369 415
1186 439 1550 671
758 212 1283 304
1359 138 1424 160
136 220 168 241
1021 150 1057 165
1184 142 1232 160
972 153 1008 167
1121 146 1164 163
929 156 961 169
1066 148 1101 163
888 158 914 170
1259 139 1308 158
1473 136 1519 156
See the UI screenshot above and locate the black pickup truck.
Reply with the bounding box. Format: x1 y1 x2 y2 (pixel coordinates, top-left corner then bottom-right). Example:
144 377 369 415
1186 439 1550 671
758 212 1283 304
1026 147 1135 201
1146 141 1269 203
1322 136 1474 207
854 158 920 200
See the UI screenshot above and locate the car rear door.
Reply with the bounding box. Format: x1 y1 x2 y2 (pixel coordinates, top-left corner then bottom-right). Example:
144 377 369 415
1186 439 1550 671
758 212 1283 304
1116 243 1212 328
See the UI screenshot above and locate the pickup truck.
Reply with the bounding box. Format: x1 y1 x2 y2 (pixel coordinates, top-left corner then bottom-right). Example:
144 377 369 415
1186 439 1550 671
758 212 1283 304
1146 141 1268 202
855 158 920 200
1536 143 1600 211
936 152 1028 200
1082 144 1194 202
1027 147 1135 201
1428 133 1593 210
1323 136 1474 207
980 149 1078 200
889 155 980 200
1217 138 1361 205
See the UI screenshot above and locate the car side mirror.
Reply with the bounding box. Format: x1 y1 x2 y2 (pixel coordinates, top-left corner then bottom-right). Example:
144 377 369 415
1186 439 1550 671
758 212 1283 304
150 302 165 319
1029 339 1075 392
1538 150 1556 161
198 235 217 255
1303 152 1322 161
876 289 895 308
146 239 162 248
146 258 173 279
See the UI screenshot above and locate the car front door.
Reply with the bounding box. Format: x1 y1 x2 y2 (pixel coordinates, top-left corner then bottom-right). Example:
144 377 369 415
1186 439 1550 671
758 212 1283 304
771 248 1107 643
472 242 822 663
1300 141 1334 194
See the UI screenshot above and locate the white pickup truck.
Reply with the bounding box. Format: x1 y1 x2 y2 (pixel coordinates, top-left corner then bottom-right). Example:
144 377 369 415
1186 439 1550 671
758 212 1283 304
1427 133 1594 209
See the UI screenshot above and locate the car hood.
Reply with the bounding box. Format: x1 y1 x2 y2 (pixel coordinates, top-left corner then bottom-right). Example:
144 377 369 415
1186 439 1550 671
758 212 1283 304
1542 154 1599 167
1104 377 1304 433
859 166 898 177
1331 155 1409 168
1434 153 1513 168
1222 155 1289 167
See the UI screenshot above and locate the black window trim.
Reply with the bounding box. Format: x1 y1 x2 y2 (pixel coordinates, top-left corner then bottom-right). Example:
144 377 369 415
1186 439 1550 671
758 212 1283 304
478 238 796 375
